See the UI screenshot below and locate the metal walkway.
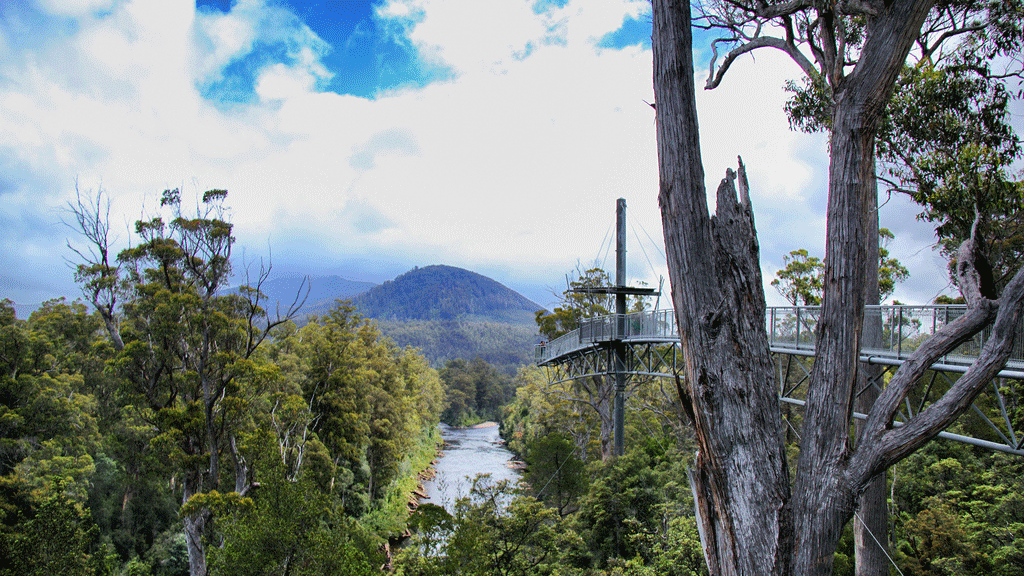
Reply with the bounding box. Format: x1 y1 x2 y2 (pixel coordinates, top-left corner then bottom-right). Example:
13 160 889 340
535 305 1024 456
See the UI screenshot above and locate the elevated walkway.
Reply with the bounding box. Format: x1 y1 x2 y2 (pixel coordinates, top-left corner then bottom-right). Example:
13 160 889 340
535 304 1024 455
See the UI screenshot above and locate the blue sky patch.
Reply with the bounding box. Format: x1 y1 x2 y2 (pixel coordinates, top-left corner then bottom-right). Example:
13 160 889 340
196 0 231 13
195 0 452 100
532 0 569 14
597 14 651 50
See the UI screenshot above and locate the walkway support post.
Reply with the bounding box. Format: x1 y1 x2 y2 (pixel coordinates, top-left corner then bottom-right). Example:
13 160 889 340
614 198 627 457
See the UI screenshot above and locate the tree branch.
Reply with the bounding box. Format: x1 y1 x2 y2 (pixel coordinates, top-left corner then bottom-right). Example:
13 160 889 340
706 35 817 89
849 257 1024 486
834 0 881 17
749 0 814 20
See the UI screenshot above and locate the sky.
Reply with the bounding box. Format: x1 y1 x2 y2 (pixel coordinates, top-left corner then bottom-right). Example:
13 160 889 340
1 0 1015 314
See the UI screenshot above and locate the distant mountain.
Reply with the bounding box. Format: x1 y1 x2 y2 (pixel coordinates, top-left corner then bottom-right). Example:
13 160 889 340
236 266 544 369
300 275 378 316
350 265 543 324
349 265 545 369
374 318 542 369
232 275 376 319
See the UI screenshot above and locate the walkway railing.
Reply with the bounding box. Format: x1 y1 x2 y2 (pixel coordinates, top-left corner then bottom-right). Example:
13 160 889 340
536 309 678 363
537 305 1024 370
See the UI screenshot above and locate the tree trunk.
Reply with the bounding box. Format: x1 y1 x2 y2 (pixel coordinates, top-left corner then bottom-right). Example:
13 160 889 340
98 307 124 351
182 474 209 576
652 0 940 574
654 0 1024 569
790 2 934 573
855 197 889 576
653 2 791 573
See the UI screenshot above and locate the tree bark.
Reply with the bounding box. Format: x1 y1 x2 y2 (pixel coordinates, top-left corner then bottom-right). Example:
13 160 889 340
182 473 209 576
654 0 1024 574
789 2 935 572
854 194 888 576
653 2 791 574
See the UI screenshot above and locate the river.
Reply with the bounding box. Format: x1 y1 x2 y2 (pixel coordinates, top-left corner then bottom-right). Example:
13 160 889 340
421 422 521 510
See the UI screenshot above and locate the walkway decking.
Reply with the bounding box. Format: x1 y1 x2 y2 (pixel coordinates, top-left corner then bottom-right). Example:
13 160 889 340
534 304 1024 455
536 305 1024 377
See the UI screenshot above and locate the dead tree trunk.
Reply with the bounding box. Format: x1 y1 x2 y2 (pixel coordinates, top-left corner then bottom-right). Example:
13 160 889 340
653 3 791 573
653 1 1024 575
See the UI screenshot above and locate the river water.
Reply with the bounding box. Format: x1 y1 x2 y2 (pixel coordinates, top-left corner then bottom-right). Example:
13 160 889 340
421 422 521 510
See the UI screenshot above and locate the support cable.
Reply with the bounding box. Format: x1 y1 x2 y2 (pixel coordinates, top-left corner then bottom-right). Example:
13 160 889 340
783 415 801 440
630 224 660 286
594 224 613 272
635 219 667 262
534 445 579 500
854 510 905 576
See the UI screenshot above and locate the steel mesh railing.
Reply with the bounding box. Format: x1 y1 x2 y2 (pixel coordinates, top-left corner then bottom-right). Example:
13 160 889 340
537 305 1024 368
766 305 1024 366
535 309 678 363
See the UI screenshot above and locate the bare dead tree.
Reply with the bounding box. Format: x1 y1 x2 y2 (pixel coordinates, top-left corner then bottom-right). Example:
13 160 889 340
652 1 1024 575
64 182 125 351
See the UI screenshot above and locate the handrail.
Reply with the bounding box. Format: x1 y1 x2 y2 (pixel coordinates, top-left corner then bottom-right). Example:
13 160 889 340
536 305 1024 369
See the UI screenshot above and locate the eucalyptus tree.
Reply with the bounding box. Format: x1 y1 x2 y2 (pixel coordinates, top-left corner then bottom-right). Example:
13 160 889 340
694 4 1021 571
69 188 303 576
300 302 443 514
769 5 1020 566
652 2 1024 576
773 229 909 306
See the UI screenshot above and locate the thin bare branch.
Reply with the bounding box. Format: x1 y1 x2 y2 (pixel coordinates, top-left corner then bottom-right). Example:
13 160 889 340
850 248 1024 485
706 35 817 89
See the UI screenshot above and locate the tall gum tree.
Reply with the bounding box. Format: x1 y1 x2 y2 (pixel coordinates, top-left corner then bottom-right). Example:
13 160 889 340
651 0 1024 575
68 188 306 576
703 1 1022 571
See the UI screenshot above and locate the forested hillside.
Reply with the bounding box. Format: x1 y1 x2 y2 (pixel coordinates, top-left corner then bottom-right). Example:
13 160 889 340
351 265 542 324
350 265 544 369
0 190 453 576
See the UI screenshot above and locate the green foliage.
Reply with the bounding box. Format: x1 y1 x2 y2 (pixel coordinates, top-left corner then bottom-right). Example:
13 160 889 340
397 432 708 576
209 458 376 576
439 357 513 425
301 302 443 507
524 431 585 517
2 478 111 576
646 516 708 576
891 439 1024 575
0 299 103 502
396 477 564 576
772 229 909 305
501 366 556 457
880 59 1023 291
878 228 911 301
784 6 1024 290
771 249 824 306
572 446 671 567
45 189 449 575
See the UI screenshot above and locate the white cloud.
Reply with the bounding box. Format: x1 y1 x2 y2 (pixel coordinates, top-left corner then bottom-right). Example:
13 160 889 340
0 0 975 311
34 0 115 18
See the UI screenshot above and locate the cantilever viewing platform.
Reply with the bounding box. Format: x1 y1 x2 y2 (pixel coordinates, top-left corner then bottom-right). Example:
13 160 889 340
535 304 1024 378
534 304 1024 456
